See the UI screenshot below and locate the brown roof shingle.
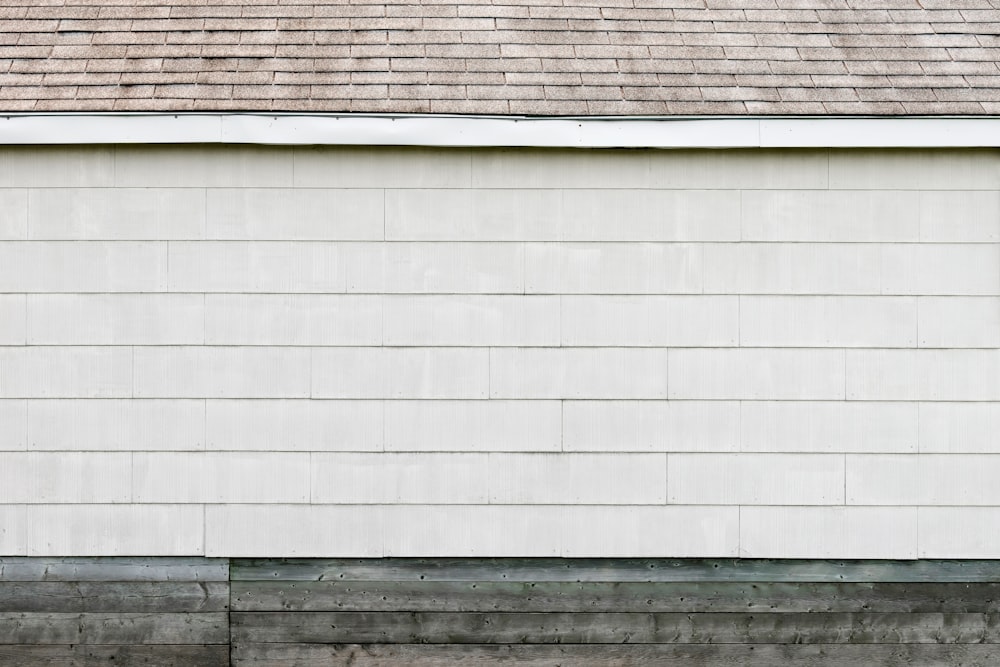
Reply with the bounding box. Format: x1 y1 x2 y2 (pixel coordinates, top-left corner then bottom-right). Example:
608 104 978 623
1 0 999 114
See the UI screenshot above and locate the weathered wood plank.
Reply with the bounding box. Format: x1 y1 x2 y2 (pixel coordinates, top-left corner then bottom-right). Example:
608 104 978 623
230 642 1000 667
0 613 229 645
231 558 1000 583
0 582 229 613
0 644 229 667
0 558 229 582
232 580 1000 614
231 611 1000 644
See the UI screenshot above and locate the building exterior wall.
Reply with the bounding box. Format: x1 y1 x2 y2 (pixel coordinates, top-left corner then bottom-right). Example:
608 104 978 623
0 145 997 558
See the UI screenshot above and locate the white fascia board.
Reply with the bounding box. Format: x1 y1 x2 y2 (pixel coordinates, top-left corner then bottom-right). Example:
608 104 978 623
0 113 999 148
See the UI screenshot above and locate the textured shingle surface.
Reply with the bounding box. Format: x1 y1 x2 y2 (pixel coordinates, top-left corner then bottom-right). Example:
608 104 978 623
1 0 999 114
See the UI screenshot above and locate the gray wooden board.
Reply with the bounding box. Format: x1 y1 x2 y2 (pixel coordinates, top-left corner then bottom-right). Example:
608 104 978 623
0 644 229 667
0 558 229 582
230 642 1000 667
0 612 229 645
231 558 1000 583
0 582 229 613
232 580 1000 614
230 611 1000 644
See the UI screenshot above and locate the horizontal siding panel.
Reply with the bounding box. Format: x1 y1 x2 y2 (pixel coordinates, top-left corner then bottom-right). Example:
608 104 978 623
312 348 489 399
526 243 702 294
207 188 383 240
133 347 311 399
384 295 559 347
881 244 999 296
562 400 740 453
918 297 1000 348
0 400 26 450
167 242 347 293
385 400 561 452
383 505 740 558
562 296 738 347
25 505 204 556
560 190 740 241
919 190 1000 242
741 190 919 242
205 294 381 346
650 149 829 189
490 348 670 399
847 350 1000 401
115 145 292 188
294 147 472 189
740 296 916 348
27 188 206 240
0 242 167 293
847 454 1000 506
668 453 845 505
385 189 562 241
0 189 27 240
741 401 917 453
0 506 26 555
0 147 114 188
830 149 1000 190
703 244 881 295
205 504 383 557
0 453 129 504
919 508 1000 558
740 507 918 559
918 402 1000 454
206 399 382 452
488 453 667 504
311 453 489 504
133 452 310 504
0 295 24 344
27 399 204 452
668 349 845 400
471 149 649 189
27 294 204 345
0 347 132 398
348 243 525 294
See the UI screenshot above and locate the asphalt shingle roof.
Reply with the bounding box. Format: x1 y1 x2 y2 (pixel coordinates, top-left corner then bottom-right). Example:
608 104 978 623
2 0 999 115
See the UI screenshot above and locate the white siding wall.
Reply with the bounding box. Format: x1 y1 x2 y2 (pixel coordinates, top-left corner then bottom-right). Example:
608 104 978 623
0 146 998 558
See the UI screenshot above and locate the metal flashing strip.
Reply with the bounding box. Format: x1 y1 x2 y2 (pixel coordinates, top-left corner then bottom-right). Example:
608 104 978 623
1 114 999 148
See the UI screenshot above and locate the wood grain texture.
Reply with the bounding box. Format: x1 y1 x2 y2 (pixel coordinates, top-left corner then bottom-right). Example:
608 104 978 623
0 558 229 582
0 582 229 613
231 611 1000 644
230 642 1000 667
0 644 229 667
232 580 1000 614
0 612 229 645
231 558 1000 583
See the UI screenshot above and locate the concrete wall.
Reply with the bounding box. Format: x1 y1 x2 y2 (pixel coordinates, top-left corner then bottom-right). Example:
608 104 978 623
0 145 997 558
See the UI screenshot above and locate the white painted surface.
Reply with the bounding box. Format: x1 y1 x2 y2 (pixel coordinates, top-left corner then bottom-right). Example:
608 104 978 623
206 399 383 452
385 400 561 452
0 189 27 240
0 295 25 345
28 400 205 451
0 400 26 450
4 114 1000 149
740 507 918 559
133 452 310 503
0 144 996 558
0 452 130 503
562 401 740 453
668 453 845 505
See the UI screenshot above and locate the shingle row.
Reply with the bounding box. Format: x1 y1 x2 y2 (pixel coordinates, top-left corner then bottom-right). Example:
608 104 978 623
0 1 998 114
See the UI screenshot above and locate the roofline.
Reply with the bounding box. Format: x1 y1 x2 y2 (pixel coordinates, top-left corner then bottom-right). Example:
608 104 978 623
2 113 1000 148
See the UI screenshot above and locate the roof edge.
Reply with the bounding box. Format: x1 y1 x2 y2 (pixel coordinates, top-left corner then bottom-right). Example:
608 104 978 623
2 114 1000 148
